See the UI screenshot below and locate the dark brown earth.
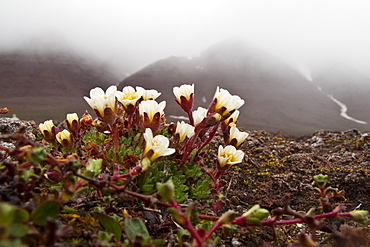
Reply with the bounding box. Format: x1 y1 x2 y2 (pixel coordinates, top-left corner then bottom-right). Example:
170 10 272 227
1 117 370 246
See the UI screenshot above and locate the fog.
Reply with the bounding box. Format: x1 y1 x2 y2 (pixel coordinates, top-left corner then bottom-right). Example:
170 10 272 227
1 0 370 78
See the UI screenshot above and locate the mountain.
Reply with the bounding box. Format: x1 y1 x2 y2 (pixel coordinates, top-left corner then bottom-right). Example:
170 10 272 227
311 64 370 124
118 40 369 134
0 48 120 123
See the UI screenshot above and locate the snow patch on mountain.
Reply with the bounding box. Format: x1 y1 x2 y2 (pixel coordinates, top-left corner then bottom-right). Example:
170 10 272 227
317 87 367 124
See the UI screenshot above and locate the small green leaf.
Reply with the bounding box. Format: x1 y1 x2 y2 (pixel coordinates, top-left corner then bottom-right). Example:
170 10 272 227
246 217 262 226
9 222 28 237
85 159 102 177
124 218 150 240
27 146 47 166
93 212 122 240
156 179 175 203
0 202 16 226
14 209 29 223
31 201 60 226
168 208 185 225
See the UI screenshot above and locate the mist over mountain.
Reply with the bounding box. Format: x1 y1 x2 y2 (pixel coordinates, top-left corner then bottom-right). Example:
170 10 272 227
0 48 120 122
119 40 369 134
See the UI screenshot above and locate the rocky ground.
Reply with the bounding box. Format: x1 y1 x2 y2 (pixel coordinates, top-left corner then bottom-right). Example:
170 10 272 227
1 117 370 246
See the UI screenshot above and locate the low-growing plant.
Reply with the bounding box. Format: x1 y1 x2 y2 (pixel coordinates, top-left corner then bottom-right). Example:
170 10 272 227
0 84 369 246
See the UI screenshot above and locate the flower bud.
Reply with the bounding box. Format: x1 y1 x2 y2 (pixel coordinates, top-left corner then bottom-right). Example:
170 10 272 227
350 210 369 224
39 120 59 143
44 169 63 183
157 179 175 203
173 84 194 113
85 159 102 178
56 129 74 151
168 207 185 225
80 111 93 130
228 126 249 148
218 210 236 224
242 204 269 220
66 113 80 138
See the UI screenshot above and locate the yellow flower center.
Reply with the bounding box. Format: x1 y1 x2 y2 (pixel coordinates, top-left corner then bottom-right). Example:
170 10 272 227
123 92 138 100
221 152 237 163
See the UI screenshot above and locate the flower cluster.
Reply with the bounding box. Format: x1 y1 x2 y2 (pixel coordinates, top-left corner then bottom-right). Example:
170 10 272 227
40 84 248 173
172 84 248 169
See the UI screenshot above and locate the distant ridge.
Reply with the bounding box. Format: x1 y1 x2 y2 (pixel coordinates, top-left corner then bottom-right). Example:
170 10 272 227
119 40 369 134
0 48 119 122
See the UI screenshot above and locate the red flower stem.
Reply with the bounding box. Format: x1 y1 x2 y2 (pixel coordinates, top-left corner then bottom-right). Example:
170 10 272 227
123 190 172 208
112 124 119 161
187 110 194 126
192 123 220 162
204 220 222 241
198 210 352 227
170 199 203 247
203 166 221 194
179 123 204 169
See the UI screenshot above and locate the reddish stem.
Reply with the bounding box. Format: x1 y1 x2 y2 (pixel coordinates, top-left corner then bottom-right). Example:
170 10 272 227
198 209 351 227
170 199 203 247
192 123 220 162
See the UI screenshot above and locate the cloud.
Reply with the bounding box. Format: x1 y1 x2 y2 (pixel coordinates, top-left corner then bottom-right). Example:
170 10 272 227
1 0 370 77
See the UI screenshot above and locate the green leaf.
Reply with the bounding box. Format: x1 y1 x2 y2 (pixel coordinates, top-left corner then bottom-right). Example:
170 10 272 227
28 146 47 166
85 159 102 177
0 202 16 226
192 180 210 199
9 222 28 237
93 212 122 241
156 179 175 203
14 209 29 223
31 201 60 226
124 218 150 241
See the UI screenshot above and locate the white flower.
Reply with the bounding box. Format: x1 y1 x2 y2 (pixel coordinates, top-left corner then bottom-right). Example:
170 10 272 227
175 121 195 142
173 84 194 102
56 129 73 150
139 100 166 121
66 113 79 125
136 86 161 101
84 86 117 117
229 126 249 148
143 128 175 162
66 113 80 135
224 110 240 126
192 107 207 126
212 87 244 116
56 129 72 144
39 120 54 134
217 145 244 167
116 86 143 107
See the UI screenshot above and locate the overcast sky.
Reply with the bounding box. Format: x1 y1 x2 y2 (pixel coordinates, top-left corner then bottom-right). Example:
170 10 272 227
1 0 370 78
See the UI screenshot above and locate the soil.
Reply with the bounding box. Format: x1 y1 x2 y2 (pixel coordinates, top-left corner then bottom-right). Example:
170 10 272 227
1 117 370 246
